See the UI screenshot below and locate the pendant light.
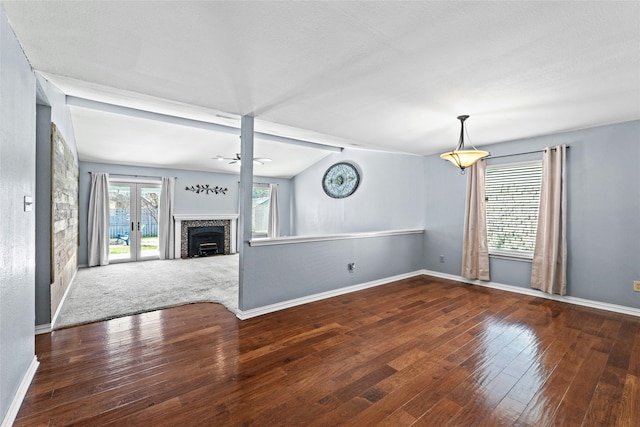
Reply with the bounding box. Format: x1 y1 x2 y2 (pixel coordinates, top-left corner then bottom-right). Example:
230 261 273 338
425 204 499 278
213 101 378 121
440 115 489 172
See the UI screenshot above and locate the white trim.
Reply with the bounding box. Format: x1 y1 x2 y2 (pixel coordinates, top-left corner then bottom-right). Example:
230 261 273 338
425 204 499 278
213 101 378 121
249 228 424 247
50 268 78 329
236 270 424 320
422 269 640 318
35 324 51 335
1 356 39 427
108 176 161 185
489 252 533 262
173 214 239 221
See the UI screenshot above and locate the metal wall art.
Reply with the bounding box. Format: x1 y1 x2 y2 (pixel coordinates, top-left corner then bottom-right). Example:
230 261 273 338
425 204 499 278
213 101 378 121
185 184 228 195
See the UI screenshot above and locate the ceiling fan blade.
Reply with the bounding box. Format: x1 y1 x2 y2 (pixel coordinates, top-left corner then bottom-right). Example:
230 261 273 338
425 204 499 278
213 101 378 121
214 154 271 166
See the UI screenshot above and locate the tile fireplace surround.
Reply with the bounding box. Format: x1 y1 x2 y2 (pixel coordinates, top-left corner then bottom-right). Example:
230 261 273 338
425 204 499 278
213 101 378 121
173 214 239 258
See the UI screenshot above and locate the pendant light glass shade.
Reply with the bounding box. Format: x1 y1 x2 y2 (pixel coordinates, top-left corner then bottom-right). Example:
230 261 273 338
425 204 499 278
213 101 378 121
440 149 490 169
440 115 489 171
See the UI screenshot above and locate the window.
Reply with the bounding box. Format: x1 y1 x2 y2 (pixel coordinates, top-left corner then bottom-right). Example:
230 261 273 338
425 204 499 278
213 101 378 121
485 161 542 258
252 184 270 237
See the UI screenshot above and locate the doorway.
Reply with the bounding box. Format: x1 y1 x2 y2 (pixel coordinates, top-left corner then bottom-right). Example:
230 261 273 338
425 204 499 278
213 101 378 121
108 182 161 262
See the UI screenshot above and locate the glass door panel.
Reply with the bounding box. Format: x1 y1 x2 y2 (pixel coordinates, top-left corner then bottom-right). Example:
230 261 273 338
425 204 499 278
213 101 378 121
108 182 161 263
139 186 161 259
109 184 132 262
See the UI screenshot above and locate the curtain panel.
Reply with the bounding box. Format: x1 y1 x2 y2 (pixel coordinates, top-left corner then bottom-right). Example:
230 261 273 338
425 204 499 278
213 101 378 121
88 172 110 266
531 145 567 295
158 177 176 259
461 160 490 281
267 183 280 238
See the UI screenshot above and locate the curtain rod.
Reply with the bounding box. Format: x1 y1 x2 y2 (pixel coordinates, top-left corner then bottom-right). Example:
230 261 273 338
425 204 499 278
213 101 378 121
487 146 570 160
89 172 177 179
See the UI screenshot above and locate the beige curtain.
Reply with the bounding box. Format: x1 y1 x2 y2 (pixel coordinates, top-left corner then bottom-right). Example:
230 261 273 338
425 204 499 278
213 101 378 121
531 145 567 295
461 160 490 281
88 172 110 267
158 177 175 259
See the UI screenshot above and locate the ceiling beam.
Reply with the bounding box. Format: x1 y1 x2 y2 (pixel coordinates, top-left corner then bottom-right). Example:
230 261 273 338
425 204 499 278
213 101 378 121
66 96 343 152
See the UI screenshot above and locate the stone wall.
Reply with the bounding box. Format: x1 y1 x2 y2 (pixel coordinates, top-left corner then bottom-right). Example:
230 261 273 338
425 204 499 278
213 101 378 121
50 123 79 316
180 220 231 257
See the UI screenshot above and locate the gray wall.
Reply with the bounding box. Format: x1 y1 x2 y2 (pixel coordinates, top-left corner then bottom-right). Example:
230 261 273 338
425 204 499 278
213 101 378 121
240 146 426 311
36 74 78 159
292 148 425 235
241 233 424 310
35 105 52 326
424 120 640 309
0 8 36 423
34 75 78 326
77 162 292 265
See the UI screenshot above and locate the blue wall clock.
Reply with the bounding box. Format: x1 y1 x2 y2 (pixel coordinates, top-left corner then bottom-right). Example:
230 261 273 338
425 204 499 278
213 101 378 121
322 162 361 199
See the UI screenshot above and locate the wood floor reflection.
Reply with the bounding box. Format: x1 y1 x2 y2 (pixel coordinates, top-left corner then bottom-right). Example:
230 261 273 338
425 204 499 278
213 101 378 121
16 276 640 426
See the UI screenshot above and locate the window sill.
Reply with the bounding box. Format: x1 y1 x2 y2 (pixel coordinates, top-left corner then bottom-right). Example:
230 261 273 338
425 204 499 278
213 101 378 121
489 251 533 263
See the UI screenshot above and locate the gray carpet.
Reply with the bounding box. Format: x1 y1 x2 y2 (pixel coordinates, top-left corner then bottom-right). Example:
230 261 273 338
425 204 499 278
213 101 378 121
54 255 239 329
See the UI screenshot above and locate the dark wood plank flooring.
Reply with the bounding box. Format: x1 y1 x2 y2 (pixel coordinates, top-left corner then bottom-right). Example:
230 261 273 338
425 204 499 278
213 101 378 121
15 276 640 426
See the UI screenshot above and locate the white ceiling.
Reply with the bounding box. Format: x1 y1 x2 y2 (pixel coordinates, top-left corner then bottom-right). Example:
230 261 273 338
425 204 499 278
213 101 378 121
2 1 639 177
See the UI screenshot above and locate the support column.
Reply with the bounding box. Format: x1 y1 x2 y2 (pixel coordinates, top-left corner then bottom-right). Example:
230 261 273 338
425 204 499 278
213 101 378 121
238 115 254 310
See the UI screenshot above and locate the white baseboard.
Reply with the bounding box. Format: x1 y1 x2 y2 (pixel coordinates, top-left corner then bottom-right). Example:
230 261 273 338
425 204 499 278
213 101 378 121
50 267 78 330
236 270 424 320
422 269 640 318
237 269 640 320
34 324 51 335
1 356 39 427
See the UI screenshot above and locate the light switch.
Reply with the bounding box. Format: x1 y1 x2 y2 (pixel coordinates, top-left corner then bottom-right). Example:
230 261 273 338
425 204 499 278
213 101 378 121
24 196 33 212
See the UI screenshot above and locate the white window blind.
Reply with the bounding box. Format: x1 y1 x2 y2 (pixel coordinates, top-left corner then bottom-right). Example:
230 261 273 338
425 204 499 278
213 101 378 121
485 161 542 257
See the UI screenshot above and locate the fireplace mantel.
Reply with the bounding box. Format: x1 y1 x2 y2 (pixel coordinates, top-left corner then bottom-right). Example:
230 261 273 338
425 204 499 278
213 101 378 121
174 214 239 256
174 214 239 221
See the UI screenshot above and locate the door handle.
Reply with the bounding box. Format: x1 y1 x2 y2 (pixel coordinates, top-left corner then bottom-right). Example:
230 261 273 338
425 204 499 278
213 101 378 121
131 222 134 231
137 222 140 231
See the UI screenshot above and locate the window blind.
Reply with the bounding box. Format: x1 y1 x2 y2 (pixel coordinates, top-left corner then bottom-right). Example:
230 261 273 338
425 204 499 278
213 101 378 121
485 162 542 255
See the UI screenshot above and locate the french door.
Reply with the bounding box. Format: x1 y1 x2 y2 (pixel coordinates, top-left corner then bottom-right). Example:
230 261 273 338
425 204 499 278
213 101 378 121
108 182 161 263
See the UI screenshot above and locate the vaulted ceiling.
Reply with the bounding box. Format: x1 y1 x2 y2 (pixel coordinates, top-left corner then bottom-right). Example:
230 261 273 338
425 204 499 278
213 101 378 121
2 1 639 177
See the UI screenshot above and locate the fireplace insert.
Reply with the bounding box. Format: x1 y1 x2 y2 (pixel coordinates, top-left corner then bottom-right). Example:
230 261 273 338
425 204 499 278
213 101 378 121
187 226 225 257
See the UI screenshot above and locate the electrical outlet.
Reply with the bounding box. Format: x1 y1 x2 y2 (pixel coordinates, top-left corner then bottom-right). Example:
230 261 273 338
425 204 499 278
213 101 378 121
439 255 445 263
634 281 640 292
348 262 355 273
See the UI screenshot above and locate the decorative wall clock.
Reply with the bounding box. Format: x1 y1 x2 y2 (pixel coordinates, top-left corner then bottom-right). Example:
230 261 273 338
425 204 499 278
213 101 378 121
322 162 361 199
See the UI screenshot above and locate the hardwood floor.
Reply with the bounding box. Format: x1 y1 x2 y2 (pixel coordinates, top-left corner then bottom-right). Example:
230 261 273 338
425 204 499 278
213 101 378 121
16 276 640 426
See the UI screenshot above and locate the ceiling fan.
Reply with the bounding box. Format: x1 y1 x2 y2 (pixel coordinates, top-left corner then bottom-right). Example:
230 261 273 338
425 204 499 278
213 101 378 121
214 153 272 166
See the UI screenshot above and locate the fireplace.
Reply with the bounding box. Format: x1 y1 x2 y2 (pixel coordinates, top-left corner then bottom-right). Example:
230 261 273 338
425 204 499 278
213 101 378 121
187 226 224 257
174 214 238 259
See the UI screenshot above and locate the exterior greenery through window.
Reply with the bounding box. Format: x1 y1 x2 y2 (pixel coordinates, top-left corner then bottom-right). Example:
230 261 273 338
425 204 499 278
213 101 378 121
485 161 542 258
252 184 270 236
